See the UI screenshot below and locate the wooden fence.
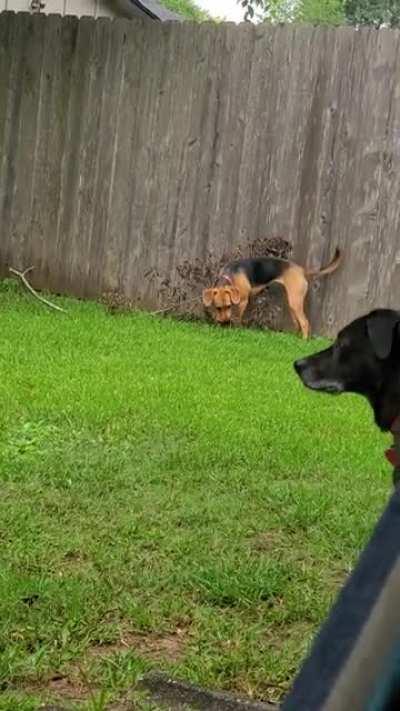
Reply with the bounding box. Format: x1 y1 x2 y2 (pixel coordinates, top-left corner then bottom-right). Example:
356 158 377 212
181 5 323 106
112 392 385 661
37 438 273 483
1 11 400 335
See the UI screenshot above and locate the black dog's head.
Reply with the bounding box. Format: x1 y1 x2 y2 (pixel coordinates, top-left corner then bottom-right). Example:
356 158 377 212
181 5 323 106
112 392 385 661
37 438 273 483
294 309 400 431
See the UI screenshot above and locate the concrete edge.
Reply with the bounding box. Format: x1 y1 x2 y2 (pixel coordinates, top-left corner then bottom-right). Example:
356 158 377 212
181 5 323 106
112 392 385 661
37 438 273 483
139 671 279 711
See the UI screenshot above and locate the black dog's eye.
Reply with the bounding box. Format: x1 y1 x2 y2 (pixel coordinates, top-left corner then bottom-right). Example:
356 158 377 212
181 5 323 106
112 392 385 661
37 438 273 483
336 335 349 351
332 337 350 362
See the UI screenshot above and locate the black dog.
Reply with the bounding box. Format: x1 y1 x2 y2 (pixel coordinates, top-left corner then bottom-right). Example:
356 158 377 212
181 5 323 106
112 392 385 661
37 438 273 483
294 309 400 432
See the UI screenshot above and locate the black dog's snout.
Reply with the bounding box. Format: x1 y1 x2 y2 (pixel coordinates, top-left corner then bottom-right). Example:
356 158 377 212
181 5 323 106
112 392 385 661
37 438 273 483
294 358 307 375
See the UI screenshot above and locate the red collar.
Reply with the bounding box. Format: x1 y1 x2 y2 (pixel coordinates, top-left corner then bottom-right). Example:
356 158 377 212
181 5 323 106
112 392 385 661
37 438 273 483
217 274 233 287
385 447 398 467
384 416 400 467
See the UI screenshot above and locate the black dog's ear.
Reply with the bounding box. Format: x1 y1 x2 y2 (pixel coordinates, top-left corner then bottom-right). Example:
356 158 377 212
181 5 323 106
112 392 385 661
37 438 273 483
367 312 400 359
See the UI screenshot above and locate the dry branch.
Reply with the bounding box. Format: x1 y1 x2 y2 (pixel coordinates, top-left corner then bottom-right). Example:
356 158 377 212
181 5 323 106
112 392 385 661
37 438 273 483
150 296 199 316
9 267 67 313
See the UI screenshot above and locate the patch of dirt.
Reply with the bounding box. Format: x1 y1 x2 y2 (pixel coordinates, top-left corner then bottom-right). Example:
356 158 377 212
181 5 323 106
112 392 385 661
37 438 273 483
59 550 91 570
327 565 351 587
88 628 188 663
250 530 286 553
51 550 93 581
22 671 142 709
19 629 187 708
47 675 87 699
273 620 314 645
22 673 89 701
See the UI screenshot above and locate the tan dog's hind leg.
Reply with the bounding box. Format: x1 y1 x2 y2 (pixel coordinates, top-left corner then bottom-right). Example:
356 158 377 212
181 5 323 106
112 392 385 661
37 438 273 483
280 268 310 339
290 297 310 339
288 308 300 333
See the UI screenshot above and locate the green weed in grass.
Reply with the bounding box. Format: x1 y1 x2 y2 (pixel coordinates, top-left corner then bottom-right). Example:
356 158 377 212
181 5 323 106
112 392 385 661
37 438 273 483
0 284 391 708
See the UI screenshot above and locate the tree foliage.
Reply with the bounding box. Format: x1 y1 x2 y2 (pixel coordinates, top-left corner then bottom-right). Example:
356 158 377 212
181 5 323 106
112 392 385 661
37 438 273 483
241 0 295 22
344 0 400 27
297 0 344 25
161 0 210 21
239 0 400 26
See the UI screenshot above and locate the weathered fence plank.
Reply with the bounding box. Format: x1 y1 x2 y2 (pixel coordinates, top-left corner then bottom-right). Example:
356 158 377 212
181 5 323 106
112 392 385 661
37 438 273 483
1 12 400 336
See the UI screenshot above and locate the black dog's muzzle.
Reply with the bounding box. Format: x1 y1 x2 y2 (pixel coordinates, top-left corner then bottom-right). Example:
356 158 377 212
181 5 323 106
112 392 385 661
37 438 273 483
294 357 319 388
293 358 307 376
293 357 344 394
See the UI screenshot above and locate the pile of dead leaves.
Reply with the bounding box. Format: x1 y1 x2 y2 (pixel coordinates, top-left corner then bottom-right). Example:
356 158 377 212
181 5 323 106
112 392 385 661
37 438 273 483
153 236 292 330
102 236 294 332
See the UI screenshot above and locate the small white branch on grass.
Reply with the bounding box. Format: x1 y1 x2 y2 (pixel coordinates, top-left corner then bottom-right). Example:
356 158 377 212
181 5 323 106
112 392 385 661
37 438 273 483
9 266 67 314
150 296 199 316
150 303 179 316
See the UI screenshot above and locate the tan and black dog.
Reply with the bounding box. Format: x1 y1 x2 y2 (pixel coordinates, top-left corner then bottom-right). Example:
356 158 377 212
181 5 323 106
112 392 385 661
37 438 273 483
202 247 341 338
203 249 341 338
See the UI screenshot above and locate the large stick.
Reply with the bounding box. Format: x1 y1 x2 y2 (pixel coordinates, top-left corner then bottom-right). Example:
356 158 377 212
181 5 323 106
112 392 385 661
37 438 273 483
150 296 199 316
9 267 67 313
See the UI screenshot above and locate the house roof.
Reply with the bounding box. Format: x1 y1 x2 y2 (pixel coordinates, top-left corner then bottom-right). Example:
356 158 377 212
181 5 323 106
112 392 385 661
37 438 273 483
133 0 182 21
116 0 183 21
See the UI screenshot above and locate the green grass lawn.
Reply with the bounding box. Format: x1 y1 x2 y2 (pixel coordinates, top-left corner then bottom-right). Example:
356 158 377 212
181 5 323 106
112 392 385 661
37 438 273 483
0 281 392 710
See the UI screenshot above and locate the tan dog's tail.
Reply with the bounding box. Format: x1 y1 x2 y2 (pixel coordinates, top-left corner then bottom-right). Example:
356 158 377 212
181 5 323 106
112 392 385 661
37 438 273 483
305 247 341 280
